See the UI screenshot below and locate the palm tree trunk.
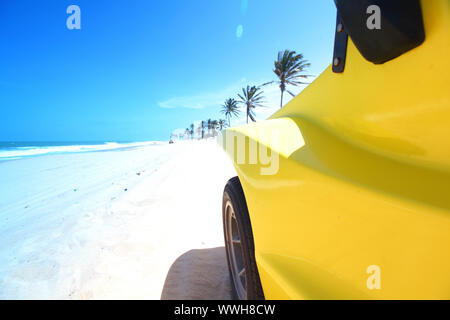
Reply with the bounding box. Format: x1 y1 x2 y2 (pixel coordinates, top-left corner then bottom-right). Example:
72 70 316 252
247 104 250 124
280 89 284 108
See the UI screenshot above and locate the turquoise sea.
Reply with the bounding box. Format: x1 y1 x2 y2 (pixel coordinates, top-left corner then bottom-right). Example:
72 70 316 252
0 141 155 161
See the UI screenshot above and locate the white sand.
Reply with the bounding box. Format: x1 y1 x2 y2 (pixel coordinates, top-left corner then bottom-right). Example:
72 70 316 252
0 140 236 299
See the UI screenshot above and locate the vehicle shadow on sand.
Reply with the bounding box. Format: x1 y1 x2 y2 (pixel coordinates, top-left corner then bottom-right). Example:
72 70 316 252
161 246 233 300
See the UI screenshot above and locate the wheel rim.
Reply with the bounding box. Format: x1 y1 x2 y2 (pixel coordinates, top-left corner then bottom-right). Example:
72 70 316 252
225 201 247 299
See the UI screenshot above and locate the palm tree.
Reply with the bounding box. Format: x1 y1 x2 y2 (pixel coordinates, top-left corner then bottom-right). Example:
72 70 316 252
218 119 227 131
201 121 206 139
206 119 212 137
237 85 265 123
211 120 219 136
273 50 311 108
221 98 240 126
189 123 194 139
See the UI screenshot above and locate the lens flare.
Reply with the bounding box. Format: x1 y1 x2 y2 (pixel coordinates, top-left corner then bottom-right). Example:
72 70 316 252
236 24 244 39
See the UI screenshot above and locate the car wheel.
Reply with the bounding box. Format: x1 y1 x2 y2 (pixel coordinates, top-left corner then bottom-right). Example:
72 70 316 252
223 176 264 300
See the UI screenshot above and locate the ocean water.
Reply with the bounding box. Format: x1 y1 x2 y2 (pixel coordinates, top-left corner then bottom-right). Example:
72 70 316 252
0 141 157 161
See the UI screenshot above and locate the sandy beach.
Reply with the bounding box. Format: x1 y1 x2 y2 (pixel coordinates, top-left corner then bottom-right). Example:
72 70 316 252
0 140 235 299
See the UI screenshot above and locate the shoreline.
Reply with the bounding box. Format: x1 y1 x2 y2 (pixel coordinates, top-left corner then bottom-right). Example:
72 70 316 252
0 141 165 163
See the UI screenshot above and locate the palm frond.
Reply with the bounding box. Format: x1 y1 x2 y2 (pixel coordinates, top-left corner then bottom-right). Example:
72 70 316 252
237 85 265 123
273 49 311 108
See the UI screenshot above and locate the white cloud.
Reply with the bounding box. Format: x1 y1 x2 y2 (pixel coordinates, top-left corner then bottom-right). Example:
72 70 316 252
158 79 247 109
160 77 310 126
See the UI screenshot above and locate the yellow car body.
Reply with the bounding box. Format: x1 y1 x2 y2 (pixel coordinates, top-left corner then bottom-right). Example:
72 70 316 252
219 0 450 299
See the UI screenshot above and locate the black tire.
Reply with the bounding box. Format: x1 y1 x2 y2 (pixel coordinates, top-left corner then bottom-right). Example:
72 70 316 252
223 176 265 300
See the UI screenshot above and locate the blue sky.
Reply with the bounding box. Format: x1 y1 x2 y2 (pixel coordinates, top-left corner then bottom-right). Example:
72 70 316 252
0 0 336 141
